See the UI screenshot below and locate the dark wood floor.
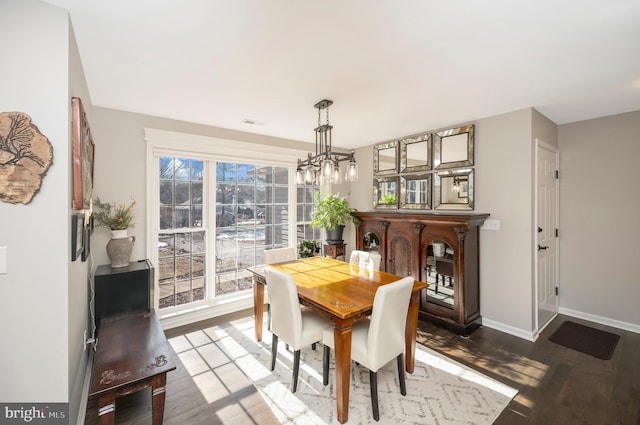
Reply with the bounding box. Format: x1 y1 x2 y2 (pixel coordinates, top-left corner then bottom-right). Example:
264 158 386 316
84 311 639 425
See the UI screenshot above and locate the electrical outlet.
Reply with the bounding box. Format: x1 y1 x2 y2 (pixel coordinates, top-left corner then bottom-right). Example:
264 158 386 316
83 330 87 351
481 219 500 231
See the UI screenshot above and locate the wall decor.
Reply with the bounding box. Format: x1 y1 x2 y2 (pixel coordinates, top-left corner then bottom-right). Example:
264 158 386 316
71 213 84 261
72 97 95 210
433 124 474 170
434 169 474 210
0 111 54 204
400 173 432 209
373 141 398 175
82 214 93 262
373 176 399 209
400 134 431 173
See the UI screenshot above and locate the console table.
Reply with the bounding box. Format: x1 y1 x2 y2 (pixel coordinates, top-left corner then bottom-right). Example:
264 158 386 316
89 311 176 425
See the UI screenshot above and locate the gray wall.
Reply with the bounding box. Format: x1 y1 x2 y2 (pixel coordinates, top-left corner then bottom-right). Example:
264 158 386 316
0 0 71 405
558 110 640 327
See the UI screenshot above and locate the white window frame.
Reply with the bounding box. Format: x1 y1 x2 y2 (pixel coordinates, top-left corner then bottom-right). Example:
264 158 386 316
145 128 310 328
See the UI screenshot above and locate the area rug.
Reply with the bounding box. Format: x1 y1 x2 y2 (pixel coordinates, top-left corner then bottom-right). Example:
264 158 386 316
548 321 620 360
171 316 517 425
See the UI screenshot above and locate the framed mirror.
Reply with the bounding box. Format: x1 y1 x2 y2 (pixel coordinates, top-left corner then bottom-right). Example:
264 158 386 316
400 173 431 209
433 169 474 210
434 124 474 170
373 141 398 175
400 134 431 173
373 176 399 209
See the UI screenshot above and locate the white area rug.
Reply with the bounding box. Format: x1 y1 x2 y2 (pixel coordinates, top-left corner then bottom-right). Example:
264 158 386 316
171 316 517 425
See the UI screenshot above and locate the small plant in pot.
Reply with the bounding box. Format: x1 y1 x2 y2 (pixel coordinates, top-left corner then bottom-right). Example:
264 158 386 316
310 193 356 244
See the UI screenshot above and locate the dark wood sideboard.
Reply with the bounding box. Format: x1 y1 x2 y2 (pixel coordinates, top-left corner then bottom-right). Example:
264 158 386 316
353 211 489 335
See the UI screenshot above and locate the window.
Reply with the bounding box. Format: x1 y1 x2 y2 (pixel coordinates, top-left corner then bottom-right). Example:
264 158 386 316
296 181 321 243
158 158 205 308
146 128 313 317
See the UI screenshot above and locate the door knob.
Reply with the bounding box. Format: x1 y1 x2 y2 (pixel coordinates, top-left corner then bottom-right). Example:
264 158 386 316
538 245 549 251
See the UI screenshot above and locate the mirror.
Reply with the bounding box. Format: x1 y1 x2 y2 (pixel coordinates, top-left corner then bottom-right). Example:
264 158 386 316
433 169 474 210
400 134 431 172
373 176 398 209
434 124 474 169
373 141 398 175
400 173 431 209
424 240 455 310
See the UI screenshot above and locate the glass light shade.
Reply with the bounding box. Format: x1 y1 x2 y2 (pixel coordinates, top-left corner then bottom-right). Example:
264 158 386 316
304 166 314 184
331 162 342 184
345 160 358 182
322 158 333 177
295 169 304 185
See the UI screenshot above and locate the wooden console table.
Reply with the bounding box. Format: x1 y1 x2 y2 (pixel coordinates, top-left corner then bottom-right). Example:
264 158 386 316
88 311 176 425
323 242 346 260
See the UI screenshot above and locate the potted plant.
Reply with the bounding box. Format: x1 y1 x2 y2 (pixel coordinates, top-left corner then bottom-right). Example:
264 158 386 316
299 240 319 258
310 192 356 244
93 198 137 268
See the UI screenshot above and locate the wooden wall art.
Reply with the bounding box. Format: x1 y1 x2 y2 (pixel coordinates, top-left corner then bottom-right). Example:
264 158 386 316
0 111 54 204
72 97 95 210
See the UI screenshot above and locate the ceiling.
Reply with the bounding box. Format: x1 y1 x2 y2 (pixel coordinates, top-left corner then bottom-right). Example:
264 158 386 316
42 0 640 149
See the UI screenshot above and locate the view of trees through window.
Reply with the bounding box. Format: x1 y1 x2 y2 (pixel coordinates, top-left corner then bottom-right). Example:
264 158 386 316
157 156 318 311
158 157 205 308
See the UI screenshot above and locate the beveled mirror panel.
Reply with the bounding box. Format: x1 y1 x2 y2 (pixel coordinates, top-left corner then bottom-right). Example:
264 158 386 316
400 173 431 209
433 169 474 210
373 141 398 175
373 176 399 209
434 124 474 170
400 134 431 172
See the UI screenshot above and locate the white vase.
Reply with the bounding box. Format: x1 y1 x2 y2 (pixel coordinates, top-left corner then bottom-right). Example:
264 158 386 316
106 229 135 268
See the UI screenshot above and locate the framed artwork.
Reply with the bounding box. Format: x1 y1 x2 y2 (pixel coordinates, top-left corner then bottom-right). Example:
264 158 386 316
71 213 84 261
72 97 95 210
81 214 93 262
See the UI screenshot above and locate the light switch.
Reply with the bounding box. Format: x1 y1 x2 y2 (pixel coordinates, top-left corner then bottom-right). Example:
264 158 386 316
0 246 7 274
481 219 500 231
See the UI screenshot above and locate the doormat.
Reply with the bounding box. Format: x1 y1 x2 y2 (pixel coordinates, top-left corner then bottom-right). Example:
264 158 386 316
549 321 620 360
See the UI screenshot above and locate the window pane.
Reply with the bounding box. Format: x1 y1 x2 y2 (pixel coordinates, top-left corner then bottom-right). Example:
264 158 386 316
192 232 205 253
175 158 191 180
237 164 256 183
175 181 190 205
176 206 190 228
216 206 236 227
160 157 174 179
216 183 235 204
217 163 236 182
191 206 202 227
273 206 288 225
273 167 288 184
191 160 203 180
274 186 288 204
191 181 203 204
160 181 174 205
159 234 175 257
160 206 174 230
236 185 254 206
255 166 271 184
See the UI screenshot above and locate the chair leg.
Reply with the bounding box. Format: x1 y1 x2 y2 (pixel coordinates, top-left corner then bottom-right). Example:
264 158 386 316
270 334 278 371
322 345 330 386
267 303 271 330
369 370 379 421
291 350 301 393
397 354 407 396
312 342 317 350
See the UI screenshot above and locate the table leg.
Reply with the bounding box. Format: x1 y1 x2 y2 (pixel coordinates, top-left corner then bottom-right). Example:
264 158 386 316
97 393 116 425
253 281 264 342
405 291 420 373
334 321 353 424
151 373 168 425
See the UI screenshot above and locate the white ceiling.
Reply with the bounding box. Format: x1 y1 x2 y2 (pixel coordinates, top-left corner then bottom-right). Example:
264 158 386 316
43 0 640 148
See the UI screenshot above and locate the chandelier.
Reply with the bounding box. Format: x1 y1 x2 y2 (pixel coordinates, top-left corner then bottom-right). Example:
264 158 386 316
295 99 358 185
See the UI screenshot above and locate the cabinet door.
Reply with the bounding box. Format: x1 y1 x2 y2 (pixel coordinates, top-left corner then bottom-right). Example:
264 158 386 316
386 222 419 278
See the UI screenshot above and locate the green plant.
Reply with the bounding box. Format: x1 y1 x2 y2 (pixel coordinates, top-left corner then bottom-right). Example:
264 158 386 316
310 192 356 230
93 198 136 230
299 240 319 258
379 194 397 205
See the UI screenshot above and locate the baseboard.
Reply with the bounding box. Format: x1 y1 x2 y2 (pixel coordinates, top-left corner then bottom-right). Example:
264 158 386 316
558 307 640 334
77 350 94 425
481 318 537 342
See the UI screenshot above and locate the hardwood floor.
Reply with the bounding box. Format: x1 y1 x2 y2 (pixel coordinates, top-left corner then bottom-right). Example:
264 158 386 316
84 310 639 424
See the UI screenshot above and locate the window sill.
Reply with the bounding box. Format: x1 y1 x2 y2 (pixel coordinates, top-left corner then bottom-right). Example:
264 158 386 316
158 292 255 330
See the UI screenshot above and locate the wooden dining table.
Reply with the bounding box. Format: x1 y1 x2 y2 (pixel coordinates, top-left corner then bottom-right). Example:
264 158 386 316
248 256 428 424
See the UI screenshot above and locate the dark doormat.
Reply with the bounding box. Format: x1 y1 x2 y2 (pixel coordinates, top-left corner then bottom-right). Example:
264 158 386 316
549 321 620 360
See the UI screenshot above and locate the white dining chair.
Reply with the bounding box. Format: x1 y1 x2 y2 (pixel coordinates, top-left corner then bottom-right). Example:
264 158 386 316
263 247 297 329
349 249 370 269
265 267 333 393
265 247 297 264
322 276 414 421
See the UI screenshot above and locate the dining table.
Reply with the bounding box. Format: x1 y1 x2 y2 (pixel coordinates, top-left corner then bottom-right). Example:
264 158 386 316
248 256 428 424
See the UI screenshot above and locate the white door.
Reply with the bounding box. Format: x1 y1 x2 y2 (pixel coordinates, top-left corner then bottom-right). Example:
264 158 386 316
535 140 559 332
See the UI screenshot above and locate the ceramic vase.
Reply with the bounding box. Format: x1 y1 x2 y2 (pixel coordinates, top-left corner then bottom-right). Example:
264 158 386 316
106 229 135 268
